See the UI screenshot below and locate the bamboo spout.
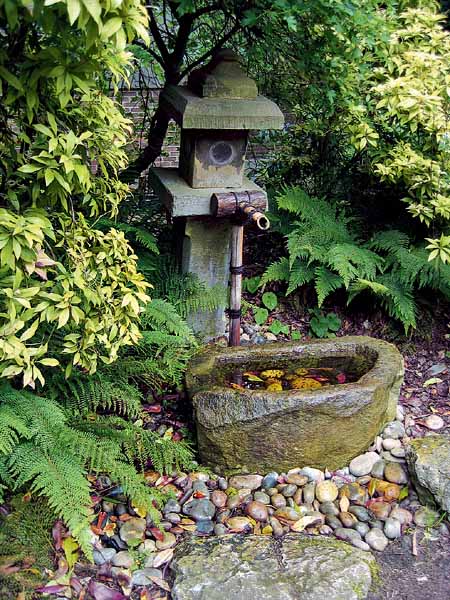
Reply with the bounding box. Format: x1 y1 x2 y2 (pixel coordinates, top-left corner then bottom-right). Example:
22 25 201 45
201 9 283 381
210 190 271 347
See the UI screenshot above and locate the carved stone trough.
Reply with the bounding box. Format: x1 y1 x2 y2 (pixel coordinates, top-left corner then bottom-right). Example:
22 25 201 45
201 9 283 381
186 336 404 473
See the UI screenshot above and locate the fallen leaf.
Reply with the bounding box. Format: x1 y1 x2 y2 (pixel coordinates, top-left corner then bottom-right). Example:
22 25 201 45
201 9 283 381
291 515 321 532
87 580 126 600
150 577 171 592
150 527 164 541
229 383 245 391
35 584 70 594
339 496 350 512
153 549 174 568
62 537 79 571
423 377 443 387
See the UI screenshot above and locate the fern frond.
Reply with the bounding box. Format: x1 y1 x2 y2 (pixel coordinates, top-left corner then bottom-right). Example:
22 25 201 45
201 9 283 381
327 243 383 287
314 267 344 306
260 257 290 285
369 230 410 254
286 260 315 295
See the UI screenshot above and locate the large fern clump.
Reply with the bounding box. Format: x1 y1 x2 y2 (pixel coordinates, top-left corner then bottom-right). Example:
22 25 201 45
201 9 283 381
0 382 193 560
263 186 450 331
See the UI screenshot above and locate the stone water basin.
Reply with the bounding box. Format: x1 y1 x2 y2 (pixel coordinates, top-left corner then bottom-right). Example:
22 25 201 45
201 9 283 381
186 336 404 473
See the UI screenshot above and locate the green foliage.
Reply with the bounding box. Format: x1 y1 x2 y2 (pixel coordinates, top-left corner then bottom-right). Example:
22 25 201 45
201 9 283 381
262 291 278 311
150 257 227 320
268 319 289 335
0 381 193 560
264 186 450 332
309 309 341 338
0 0 150 387
254 307 269 326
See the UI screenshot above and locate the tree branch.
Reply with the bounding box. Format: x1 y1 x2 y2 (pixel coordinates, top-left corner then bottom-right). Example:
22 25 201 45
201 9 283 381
179 22 241 80
147 7 171 65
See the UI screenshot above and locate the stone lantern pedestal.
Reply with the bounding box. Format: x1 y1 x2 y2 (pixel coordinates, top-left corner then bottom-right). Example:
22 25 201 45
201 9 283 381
150 50 283 338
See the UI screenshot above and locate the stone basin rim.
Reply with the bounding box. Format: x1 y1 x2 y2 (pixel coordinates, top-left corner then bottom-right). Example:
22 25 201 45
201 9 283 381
187 335 403 396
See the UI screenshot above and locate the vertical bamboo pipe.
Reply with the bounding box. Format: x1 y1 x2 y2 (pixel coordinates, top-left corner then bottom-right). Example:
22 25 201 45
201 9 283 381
229 223 244 347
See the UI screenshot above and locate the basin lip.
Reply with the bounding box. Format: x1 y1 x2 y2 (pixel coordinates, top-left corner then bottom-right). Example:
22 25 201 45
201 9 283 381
187 335 403 398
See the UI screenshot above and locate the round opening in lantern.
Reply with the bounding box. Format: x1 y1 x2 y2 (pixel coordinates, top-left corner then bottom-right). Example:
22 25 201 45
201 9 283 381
210 141 234 165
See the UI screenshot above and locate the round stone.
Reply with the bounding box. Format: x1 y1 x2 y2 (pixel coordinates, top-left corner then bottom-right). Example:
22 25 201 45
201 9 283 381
339 512 358 528
349 452 381 477
227 517 252 532
227 495 241 510
269 517 284 537
339 483 367 505
262 472 279 489
351 539 371 552
298 467 324 482
316 481 338 503
254 491 271 504
196 520 215 534
382 421 405 440
229 474 263 491
414 506 440 528
281 484 297 498
211 490 227 508
369 519 384 530
119 517 146 544
320 502 339 516
368 501 391 521
166 512 181 525
138 539 156 554
334 527 361 542
325 515 341 530
112 551 134 568
93 547 117 565
303 483 316 504
156 531 176 550
384 517 402 539
354 522 370 537
218 477 228 491
370 460 385 479
389 507 413 525
424 415 444 430
271 493 287 508
391 447 406 458
164 499 181 514
286 474 308 486
183 499 216 521
131 568 163 586
349 506 370 522
246 501 269 522
384 462 408 485
214 524 227 536
365 528 389 551
274 507 300 521
293 488 303 505
382 438 402 451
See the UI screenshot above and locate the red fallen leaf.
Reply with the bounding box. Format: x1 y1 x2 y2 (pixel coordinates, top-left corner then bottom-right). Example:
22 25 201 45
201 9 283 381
193 491 206 499
70 576 83 595
52 520 65 550
172 431 183 442
35 584 70 594
90 525 103 535
144 404 162 413
336 373 346 384
97 511 107 529
87 580 126 600
150 527 164 541
118 514 132 522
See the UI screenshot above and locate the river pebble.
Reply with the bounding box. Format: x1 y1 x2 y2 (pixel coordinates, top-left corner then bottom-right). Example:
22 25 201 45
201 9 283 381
365 528 389 551
316 481 338 502
349 452 380 476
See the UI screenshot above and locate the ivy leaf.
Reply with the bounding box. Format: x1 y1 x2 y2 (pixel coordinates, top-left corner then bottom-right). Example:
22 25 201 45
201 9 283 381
262 292 278 310
254 307 269 326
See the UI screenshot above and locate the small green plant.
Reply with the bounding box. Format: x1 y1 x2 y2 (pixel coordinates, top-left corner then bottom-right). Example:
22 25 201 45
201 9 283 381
309 309 341 338
268 319 290 335
242 276 261 294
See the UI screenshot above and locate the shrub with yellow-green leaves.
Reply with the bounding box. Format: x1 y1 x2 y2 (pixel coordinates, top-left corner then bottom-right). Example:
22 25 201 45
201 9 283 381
347 2 450 263
0 0 151 387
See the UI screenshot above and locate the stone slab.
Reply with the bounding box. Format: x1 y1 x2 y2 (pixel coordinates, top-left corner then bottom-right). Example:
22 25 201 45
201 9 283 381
406 434 450 512
149 167 267 217
170 534 376 600
161 85 284 130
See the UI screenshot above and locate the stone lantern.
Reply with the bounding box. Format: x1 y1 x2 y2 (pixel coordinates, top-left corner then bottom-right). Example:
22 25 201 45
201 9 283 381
150 50 284 338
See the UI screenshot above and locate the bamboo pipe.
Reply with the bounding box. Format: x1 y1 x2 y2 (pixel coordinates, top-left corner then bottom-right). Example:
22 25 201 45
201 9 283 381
210 191 270 347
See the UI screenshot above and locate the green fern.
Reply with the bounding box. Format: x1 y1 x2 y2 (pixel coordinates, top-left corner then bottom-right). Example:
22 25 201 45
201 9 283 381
0 382 194 560
263 187 449 331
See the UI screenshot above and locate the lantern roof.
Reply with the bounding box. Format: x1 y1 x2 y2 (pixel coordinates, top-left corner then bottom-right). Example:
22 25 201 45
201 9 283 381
160 50 284 131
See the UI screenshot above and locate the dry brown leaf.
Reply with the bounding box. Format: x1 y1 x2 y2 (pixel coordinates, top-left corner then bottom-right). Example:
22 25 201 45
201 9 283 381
150 576 171 592
153 549 174 568
291 516 320 532
339 496 350 512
